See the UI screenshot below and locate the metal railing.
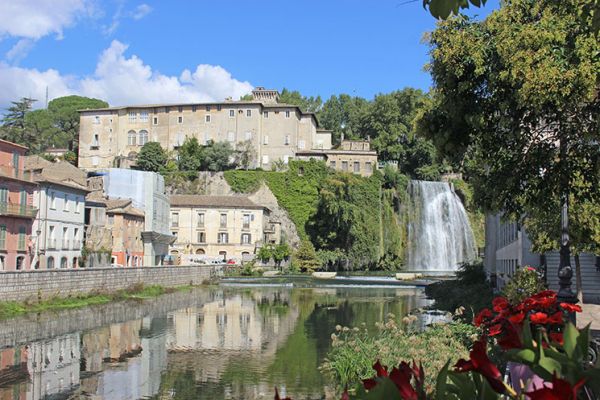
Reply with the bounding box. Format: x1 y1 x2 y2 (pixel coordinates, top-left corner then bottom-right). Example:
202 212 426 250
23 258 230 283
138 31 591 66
47 239 57 249
62 240 70 250
73 240 82 249
0 202 38 218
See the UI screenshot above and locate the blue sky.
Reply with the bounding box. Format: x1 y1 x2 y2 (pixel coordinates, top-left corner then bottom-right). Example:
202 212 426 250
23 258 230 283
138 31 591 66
0 0 499 109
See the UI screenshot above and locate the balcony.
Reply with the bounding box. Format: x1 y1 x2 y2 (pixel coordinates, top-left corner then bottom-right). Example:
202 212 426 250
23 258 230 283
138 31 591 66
0 165 32 182
47 239 57 249
62 240 70 250
73 240 82 250
0 202 38 219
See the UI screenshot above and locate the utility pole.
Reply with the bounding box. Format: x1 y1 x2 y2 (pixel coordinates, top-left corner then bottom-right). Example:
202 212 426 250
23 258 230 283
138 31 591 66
45 86 48 109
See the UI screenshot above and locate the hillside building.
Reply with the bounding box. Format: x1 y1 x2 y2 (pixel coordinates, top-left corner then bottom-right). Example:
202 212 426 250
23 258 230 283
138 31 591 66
296 139 378 177
78 88 333 171
169 195 276 261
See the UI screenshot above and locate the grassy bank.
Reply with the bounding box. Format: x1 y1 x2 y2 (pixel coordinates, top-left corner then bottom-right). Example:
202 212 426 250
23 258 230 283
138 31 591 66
0 283 198 320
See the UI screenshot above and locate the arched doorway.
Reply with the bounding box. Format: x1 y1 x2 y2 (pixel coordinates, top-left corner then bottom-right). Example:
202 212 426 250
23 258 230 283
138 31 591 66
60 257 67 269
170 250 179 255
16 256 24 270
219 251 227 261
47 256 54 269
195 248 205 255
72 257 78 268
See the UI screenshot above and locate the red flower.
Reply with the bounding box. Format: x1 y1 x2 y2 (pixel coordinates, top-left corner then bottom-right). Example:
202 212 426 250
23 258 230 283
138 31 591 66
340 389 350 400
547 311 563 325
526 266 536 271
454 340 505 394
390 362 418 400
549 332 564 345
474 308 492 326
488 323 503 336
560 302 582 313
362 360 388 390
530 312 549 324
492 297 510 313
526 374 586 400
497 321 522 350
508 311 525 324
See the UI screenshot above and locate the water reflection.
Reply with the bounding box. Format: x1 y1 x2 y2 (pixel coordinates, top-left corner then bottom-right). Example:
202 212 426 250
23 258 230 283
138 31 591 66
0 286 429 400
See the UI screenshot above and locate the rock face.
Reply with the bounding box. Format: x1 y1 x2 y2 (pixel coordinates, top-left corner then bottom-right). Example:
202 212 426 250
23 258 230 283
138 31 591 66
247 182 301 249
166 172 301 249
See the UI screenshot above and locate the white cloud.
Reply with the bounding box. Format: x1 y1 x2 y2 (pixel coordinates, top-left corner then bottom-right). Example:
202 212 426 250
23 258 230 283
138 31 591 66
5 39 35 64
0 40 253 109
0 0 93 40
132 4 152 20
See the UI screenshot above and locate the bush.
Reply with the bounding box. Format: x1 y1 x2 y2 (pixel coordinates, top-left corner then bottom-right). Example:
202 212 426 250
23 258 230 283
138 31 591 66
321 316 477 393
425 262 493 320
501 266 546 305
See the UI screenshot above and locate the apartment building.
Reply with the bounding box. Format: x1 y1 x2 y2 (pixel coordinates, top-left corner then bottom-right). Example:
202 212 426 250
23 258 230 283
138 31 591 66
103 169 174 266
169 195 270 261
297 139 378 177
25 157 89 269
484 213 600 303
105 198 145 267
78 88 333 171
0 140 37 271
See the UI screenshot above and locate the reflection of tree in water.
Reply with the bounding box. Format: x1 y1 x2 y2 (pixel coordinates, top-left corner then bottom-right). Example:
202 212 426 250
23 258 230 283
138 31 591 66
256 291 290 318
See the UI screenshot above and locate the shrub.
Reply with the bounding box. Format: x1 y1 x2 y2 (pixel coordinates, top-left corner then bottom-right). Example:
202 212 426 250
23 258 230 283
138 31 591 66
501 266 546 305
321 316 477 393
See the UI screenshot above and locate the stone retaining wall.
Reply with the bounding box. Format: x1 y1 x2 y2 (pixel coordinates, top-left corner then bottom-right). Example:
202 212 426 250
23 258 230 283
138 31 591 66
0 265 220 301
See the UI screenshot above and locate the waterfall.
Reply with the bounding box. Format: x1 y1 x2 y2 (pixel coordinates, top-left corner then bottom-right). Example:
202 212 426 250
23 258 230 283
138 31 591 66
407 180 476 272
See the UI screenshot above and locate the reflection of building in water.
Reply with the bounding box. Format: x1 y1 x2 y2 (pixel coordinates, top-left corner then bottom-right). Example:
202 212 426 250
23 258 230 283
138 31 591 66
0 346 29 399
27 333 81 400
167 294 264 351
79 317 167 400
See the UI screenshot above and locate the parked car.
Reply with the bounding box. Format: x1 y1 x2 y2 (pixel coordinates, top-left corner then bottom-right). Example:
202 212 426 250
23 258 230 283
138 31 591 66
226 259 237 265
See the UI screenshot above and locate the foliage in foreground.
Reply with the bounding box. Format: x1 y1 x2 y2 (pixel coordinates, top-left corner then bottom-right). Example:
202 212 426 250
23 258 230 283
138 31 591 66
321 317 477 393
280 290 598 399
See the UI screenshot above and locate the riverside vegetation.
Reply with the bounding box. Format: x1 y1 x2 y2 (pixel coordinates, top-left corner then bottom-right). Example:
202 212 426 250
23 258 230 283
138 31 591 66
0 283 199 320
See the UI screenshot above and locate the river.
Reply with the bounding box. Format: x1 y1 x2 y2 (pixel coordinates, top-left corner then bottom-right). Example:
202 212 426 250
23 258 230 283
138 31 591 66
0 284 430 400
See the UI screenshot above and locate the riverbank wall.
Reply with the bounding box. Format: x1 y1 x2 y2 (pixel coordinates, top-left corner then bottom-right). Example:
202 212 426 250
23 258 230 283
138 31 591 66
0 265 220 302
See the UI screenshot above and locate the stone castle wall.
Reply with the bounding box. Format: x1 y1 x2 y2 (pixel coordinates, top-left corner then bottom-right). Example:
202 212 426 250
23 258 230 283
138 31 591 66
0 265 219 302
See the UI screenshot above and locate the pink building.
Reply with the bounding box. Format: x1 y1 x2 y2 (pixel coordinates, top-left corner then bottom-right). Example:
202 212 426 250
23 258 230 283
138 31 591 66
0 140 38 271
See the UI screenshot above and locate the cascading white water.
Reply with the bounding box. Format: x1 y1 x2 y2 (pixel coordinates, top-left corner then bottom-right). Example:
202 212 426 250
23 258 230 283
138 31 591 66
407 180 477 272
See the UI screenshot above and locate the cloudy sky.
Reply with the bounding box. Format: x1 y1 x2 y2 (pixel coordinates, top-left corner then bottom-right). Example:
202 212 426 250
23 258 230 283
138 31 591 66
0 0 498 110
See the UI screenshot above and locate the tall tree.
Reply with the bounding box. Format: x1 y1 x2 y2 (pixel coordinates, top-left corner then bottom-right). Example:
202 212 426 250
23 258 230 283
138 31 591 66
278 88 322 113
177 137 204 172
24 109 60 153
1 97 37 146
419 0 600 299
47 95 109 151
319 94 369 145
137 142 168 172
201 140 234 171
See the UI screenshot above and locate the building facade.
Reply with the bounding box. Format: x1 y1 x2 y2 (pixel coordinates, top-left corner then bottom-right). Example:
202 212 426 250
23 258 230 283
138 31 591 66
484 213 600 303
78 88 333 171
296 140 378 177
0 140 37 271
105 198 145 267
103 169 173 266
169 195 268 261
26 160 88 269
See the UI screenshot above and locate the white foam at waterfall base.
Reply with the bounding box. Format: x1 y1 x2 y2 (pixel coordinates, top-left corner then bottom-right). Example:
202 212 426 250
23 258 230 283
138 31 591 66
407 180 477 272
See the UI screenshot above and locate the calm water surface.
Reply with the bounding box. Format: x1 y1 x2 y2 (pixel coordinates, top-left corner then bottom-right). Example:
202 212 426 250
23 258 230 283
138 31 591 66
0 285 430 400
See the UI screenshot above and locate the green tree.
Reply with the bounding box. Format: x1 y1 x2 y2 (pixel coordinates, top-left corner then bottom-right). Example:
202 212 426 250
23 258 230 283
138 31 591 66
419 0 600 249
201 140 234 171
1 97 37 146
273 243 291 268
257 245 273 264
319 94 369 144
47 96 108 151
137 142 168 172
423 0 489 19
361 89 430 165
24 109 60 152
278 88 322 113
177 137 204 172
294 240 320 272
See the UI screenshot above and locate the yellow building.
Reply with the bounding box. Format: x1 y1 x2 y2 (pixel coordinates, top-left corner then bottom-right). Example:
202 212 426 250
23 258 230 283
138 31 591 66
297 140 378 177
169 195 272 261
78 87 333 171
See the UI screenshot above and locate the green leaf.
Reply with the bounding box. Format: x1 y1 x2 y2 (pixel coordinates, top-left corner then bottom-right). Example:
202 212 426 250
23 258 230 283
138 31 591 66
563 322 579 358
538 344 562 377
360 377 401 399
434 360 451 400
514 349 536 363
